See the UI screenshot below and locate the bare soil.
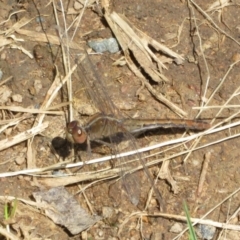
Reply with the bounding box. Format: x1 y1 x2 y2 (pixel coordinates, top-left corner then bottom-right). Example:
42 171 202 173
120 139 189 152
0 0 240 239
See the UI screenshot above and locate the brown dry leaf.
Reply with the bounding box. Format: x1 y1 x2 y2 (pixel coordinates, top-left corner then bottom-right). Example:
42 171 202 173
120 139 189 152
38 168 121 187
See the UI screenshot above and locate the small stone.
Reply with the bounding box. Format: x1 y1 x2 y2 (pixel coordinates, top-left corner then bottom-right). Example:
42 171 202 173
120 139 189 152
36 16 44 23
0 69 3 80
0 85 12 104
74 1 83 10
29 86 36 95
101 206 118 224
88 38 120 53
5 128 12 136
137 92 146 101
24 176 31 181
192 159 201 166
102 207 114 218
150 232 163 240
169 222 183 233
34 79 42 94
73 97 98 115
15 156 25 165
1 52 6 60
232 52 240 62
149 198 157 207
196 224 216 240
81 231 87 240
12 94 23 103
35 26 42 32
97 229 104 237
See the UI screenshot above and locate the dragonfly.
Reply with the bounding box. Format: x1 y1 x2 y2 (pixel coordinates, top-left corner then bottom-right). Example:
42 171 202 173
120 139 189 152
64 51 210 209
66 115 210 145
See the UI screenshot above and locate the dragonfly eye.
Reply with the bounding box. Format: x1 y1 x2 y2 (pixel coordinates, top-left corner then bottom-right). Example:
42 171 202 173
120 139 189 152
66 121 87 144
67 121 78 134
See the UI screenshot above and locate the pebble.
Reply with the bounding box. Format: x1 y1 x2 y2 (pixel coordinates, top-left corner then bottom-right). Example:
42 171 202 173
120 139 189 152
12 94 23 103
74 1 83 10
35 26 42 32
1 52 6 60
196 224 216 240
169 222 183 233
137 92 146 101
150 232 163 240
81 231 88 240
15 156 25 165
52 170 68 177
34 79 42 94
88 38 120 53
73 97 98 115
0 85 12 104
36 16 45 23
97 229 104 237
5 128 12 136
102 206 115 218
192 158 201 166
232 52 240 62
0 69 3 80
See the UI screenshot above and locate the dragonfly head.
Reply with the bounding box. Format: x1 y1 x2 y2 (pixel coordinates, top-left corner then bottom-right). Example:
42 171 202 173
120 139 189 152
66 121 87 144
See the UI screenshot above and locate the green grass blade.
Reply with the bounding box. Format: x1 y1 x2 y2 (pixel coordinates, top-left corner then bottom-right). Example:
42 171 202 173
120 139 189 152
183 201 197 240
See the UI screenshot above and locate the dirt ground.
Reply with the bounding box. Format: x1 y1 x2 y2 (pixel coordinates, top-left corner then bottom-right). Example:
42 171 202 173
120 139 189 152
1 0 240 239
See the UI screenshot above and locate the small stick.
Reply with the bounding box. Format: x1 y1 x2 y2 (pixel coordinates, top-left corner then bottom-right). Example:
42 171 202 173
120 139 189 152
0 76 13 86
197 152 211 197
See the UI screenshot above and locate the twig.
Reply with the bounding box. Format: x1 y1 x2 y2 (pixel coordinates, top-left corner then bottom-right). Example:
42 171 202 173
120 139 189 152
0 122 48 151
197 151 211 197
189 0 240 46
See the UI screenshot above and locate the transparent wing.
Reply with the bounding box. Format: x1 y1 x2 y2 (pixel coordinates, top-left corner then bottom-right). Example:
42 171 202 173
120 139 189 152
74 53 119 116
65 54 164 207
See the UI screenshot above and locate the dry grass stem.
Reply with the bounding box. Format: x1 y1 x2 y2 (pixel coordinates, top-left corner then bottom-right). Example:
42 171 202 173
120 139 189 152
207 0 234 13
102 7 187 117
0 35 13 47
0 114 32 132
4 17 33 36
0 106 64 115
37 168 121 187
1 0 240 238
0 122 48 152
174 187 240 239
0 76 13 86
189 0 240 46
0 226 20 240
9 43 33 58
1 121 240 178
157 213 240 231
183 59 240 163
0 9 25 26
193 105 240 109
16 29 83 50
